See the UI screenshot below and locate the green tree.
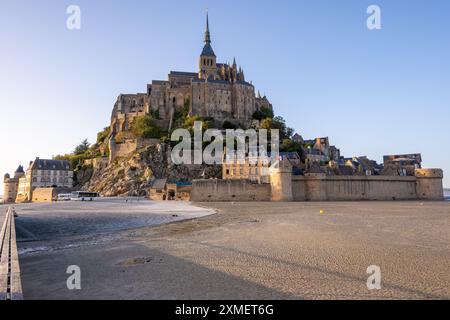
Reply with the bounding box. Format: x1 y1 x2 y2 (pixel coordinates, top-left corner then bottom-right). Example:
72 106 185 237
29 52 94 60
74 139 90 155
280 138 303 153
260 116 293 140
261 106 274 119
252 106 274 120
252 110 263 121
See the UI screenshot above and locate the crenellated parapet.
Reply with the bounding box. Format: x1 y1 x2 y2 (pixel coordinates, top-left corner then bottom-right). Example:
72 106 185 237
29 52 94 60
191 168 445 202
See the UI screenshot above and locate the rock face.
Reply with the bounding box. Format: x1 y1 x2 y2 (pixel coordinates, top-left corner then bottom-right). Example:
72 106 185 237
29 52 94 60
81 143 221 197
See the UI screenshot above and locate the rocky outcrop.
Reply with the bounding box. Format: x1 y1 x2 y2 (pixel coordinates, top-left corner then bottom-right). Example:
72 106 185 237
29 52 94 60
82 143 221 197
75 166 94 187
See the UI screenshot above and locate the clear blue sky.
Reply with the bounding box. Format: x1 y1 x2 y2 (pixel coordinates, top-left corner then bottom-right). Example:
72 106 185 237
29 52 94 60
1 0 449 188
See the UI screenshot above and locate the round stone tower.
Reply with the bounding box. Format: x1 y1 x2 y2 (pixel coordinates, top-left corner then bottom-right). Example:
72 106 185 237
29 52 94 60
270 158 293 201
3 173 16 204
3 166 25 204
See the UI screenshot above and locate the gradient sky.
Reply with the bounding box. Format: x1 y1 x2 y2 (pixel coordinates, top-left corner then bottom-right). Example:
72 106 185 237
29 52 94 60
1 0 449 190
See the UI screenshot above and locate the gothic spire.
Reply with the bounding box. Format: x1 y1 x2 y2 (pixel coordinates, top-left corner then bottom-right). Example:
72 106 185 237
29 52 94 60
200 11 216 57
204 11 211 44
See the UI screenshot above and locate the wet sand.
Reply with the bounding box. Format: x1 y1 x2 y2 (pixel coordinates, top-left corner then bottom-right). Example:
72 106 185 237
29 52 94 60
14 200 450 300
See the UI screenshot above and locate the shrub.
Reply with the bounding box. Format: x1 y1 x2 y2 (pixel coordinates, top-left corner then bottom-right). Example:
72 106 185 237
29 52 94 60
131 115 163 139
97 127 110 144
183 116 213 131
222 120 237 130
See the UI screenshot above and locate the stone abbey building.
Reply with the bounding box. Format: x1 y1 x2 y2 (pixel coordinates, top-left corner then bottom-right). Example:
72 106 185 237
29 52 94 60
110 13 272 145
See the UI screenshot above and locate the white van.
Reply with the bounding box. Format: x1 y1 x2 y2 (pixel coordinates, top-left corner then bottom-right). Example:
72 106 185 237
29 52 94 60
57 193 72 201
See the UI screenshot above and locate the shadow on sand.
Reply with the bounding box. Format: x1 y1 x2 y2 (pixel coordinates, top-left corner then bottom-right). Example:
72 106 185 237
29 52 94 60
19 242 298 300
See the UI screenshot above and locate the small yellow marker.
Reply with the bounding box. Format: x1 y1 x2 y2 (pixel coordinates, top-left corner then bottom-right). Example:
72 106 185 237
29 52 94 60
320 209 325 214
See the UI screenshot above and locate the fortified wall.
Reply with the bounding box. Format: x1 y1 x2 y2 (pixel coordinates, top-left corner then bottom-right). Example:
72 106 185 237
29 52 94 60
109 137 160 162
190 179 271 202
190 169 444 202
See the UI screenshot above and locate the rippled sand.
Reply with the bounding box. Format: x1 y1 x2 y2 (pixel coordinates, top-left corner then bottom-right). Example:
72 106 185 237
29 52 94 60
14 200 450 300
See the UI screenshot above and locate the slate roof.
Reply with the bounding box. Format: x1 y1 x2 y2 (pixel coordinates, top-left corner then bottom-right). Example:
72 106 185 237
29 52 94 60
292 133 304 142
151 178 167 190
170 71 198 77
307 149 324 156
201 43 216 57
216 63 229 68
30 158 71 171
234 81 253 87
152 80 169 85
207 79 230 84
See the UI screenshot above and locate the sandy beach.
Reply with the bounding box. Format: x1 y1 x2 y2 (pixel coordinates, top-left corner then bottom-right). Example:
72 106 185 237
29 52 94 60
10 200 450 300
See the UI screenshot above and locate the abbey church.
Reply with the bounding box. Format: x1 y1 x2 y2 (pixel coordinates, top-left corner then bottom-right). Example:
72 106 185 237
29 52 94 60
110 13 272 142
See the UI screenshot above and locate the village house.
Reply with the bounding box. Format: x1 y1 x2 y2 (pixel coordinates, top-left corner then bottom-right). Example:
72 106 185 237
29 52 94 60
382 153 422 176
222 149 302 183
4 159 74 203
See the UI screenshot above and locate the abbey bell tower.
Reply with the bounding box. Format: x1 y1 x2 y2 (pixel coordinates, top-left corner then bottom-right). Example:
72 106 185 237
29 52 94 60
199 12 217 80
